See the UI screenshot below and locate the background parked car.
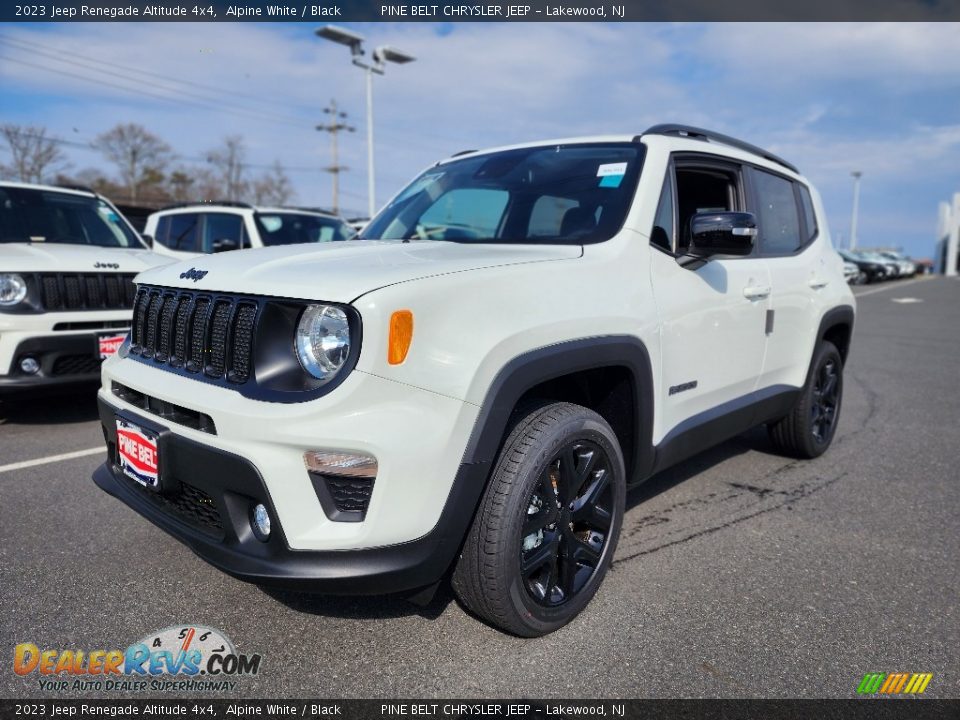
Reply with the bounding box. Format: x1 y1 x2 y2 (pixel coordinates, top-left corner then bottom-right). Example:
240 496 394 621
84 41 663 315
0 182 171 396
879 250 916 277
843 260 863 284
143 201 356 261
838 249 888 283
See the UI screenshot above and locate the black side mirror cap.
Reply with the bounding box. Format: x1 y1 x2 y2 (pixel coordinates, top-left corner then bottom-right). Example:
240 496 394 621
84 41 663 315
688 211 757 257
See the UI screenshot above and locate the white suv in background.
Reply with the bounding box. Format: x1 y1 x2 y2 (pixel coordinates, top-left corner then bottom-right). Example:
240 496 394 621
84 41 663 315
0 182 171 396
93 126 855 636
143 202 356 260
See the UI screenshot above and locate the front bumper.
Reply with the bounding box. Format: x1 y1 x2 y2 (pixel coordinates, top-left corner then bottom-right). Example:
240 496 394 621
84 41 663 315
93 395 489 593
0 332 121 394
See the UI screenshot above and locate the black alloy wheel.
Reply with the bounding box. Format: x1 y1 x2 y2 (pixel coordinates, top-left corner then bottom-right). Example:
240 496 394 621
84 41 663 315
810 357 840 444
519 440 614 607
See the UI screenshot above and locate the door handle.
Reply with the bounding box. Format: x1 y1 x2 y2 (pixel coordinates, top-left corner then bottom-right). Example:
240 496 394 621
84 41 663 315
808 278 830 290
743 285 771 300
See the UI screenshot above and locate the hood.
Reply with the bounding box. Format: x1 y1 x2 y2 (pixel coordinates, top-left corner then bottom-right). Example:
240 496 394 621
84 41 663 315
133 240 583 302
0 242 173 274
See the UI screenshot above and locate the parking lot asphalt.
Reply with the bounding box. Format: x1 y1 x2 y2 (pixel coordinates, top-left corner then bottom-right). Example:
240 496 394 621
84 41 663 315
1 276 957 699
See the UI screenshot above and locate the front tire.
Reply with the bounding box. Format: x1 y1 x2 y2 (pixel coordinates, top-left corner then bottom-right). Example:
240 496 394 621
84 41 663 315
768 340 844 459
452 402 626 637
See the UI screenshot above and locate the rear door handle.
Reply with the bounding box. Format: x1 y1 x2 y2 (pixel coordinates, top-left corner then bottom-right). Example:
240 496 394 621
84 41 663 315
808 278 830 290
743 285 771 300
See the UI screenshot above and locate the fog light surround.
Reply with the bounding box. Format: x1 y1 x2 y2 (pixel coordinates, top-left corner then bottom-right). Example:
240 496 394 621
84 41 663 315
304 450 378 479
19 356 40 375
251 503 271 542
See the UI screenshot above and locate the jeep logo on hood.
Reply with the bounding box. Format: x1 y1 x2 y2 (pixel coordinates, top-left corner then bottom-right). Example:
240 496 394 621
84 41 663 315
179 268 209 282
94 262 120 269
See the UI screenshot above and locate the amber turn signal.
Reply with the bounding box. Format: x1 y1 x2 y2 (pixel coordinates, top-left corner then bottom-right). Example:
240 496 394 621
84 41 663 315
388 310 414 365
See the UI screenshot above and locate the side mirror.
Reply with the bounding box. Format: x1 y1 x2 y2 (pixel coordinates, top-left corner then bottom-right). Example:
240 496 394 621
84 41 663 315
211 238 239 253
140 233 154 248
689 212 757 257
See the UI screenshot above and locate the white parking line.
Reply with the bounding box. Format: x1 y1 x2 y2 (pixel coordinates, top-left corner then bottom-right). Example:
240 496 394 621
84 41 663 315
0 447 104 475
854 277 930 298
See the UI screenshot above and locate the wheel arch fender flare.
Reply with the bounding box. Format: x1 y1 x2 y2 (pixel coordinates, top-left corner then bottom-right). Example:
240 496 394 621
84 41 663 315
460 335 656 484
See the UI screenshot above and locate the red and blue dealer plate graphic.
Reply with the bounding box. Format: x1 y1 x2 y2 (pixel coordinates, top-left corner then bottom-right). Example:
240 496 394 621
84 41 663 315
116 419 159 489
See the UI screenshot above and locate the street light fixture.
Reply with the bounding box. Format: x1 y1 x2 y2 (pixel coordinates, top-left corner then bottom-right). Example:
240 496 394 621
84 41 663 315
315 25 416 219
849 171 862 251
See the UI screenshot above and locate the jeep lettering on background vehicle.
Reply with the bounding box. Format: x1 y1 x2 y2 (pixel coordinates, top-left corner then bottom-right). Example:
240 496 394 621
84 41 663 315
92 125 855 636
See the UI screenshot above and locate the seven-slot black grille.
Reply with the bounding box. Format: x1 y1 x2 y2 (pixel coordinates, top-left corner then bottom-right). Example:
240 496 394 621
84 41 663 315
129 285 258 386
37 273 137 310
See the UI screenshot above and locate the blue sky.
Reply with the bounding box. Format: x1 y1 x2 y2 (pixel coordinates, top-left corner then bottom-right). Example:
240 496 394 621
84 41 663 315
1 21 958 258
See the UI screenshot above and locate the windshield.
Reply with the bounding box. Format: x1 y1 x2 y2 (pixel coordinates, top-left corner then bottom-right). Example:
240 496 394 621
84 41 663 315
253 212 355 246
0 186 144 247
360 143 644 244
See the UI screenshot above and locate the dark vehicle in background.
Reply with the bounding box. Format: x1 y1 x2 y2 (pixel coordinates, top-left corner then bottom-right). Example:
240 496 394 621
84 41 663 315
838 249 889 283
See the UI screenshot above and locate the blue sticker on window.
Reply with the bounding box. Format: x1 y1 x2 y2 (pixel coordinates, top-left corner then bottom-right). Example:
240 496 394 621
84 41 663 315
599 174 624 188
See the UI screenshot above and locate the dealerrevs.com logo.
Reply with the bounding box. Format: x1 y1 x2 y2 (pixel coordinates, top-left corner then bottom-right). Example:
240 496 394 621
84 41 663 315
13 625 262 693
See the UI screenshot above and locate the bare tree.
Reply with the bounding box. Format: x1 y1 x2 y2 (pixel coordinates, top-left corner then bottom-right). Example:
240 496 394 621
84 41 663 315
0 124 69 183
207 135 248 202
252 161 294 206
166 168 195 203
93 123 172 203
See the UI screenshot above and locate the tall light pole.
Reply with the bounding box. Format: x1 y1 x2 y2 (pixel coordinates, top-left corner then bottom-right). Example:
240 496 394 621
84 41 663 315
316 99 354 214
315 25 415 219
849 171 862 251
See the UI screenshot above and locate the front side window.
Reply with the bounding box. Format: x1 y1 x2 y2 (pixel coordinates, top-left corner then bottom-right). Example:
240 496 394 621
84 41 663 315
674 165 740 252
202 213 244 252
361 143 644 244
0 187 143 248
253 213 354 246
753 169 801 255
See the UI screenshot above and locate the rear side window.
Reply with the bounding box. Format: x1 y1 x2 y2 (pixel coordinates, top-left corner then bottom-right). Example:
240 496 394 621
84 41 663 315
752 169 801 255
166 213 200 251
798 184 818 242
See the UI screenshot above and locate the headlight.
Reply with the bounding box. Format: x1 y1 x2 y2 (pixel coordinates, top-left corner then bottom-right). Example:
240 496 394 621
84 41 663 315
0 273 27 306
295 304 351 381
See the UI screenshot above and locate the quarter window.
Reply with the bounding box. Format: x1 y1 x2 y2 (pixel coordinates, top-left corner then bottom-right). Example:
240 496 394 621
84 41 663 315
798 184 818 242
753 169 801 255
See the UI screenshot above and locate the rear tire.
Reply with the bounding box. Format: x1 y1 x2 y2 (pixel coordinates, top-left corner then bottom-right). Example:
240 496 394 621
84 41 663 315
768 341 844 459
452 402 626 637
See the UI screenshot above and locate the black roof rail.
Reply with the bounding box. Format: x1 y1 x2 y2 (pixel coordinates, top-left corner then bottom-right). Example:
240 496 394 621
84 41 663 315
450 149 477 158
277 205 336 215
638 124 799 174
56 184 99 196
158 200 254 211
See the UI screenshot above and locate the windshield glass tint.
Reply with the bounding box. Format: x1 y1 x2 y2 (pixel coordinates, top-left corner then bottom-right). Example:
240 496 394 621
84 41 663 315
253 213 355 245
361 143 643 244
0 187 143 247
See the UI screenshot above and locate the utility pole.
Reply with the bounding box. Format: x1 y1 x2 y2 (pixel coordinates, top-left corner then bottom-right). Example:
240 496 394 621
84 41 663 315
849 171 862 251
316 99 354 214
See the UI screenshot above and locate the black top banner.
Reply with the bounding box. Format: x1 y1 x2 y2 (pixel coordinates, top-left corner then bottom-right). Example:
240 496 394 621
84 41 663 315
5 0 960 22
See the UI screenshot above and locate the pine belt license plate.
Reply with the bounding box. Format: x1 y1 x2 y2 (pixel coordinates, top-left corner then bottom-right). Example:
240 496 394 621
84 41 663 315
97 331 127 359
116 418 160 490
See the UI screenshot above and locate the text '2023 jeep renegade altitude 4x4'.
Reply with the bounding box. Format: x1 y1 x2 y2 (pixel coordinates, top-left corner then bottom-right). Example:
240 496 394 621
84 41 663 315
93 126 855 636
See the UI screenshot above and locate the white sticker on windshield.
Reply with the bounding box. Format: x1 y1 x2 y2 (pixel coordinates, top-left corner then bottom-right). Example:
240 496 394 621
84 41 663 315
597 162 627 177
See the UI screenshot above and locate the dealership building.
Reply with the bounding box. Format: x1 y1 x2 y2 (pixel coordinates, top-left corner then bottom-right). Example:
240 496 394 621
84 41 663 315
936 192 959 276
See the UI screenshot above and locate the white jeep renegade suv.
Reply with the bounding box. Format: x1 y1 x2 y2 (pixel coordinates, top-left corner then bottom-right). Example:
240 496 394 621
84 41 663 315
92 126 855 636
0 182 171 397
144 202 356 261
